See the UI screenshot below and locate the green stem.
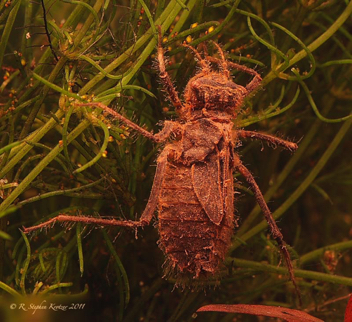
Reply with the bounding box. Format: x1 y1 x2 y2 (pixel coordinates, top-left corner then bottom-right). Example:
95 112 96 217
228 258 352 286
101 229 130 310
270 21 316 80
17 178 105 207
19 231 31 295
32 72 81 99
0 119 90 216
0 109 65 179
97 85 156 99
62 104 75 172
76 223 84 276
20 58 68 139
73 117 109 174
62 0 99 26
262 1 352 87
72 0 104 48
0 0 21 68
300 240 352 265
238 86 300 127
138 0 157 39
78 54 124 80
40 282 73 295
0 281 21 297
169 0 198 35
247 16 288 68
292 69 351 123
319 59 352 67
78 0 182 95
0 141 22 155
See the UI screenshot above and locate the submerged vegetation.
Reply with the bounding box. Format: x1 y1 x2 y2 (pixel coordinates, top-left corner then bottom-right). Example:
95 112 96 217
0 0 352 321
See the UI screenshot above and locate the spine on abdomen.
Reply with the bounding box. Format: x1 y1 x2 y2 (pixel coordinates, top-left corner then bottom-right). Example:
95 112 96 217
158 162 233 279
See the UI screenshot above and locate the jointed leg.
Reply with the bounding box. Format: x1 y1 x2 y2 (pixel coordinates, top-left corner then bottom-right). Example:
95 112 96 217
228 61 262 94
206 56 262 94
23 215 146 233
237 130 298 152
24 149 170 234
233 154 301 303
78 102 178 143
78 102 158 142
157 26 183 111
206 54 262 95
154 120 180 142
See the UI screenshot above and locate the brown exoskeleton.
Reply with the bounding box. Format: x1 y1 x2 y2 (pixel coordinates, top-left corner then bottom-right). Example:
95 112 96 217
24 26 299 296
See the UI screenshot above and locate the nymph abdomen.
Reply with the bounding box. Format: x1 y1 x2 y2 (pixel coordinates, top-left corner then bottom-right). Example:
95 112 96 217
157 160 233 279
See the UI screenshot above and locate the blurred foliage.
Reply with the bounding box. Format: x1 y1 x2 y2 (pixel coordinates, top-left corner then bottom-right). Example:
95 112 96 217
0 0 352 321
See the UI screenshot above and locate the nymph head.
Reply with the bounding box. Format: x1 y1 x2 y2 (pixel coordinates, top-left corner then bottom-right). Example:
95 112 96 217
184 72 247 113
182 42 248 117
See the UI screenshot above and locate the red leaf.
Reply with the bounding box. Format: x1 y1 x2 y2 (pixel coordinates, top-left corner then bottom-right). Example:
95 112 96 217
197 304 323 322
345 294 352 322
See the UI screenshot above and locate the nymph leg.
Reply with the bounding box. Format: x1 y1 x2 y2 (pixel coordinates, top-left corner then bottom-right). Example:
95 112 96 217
206 56 262 93
24 148 170 233
233 153 301 303
237 130 298 152
157 26 183 111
